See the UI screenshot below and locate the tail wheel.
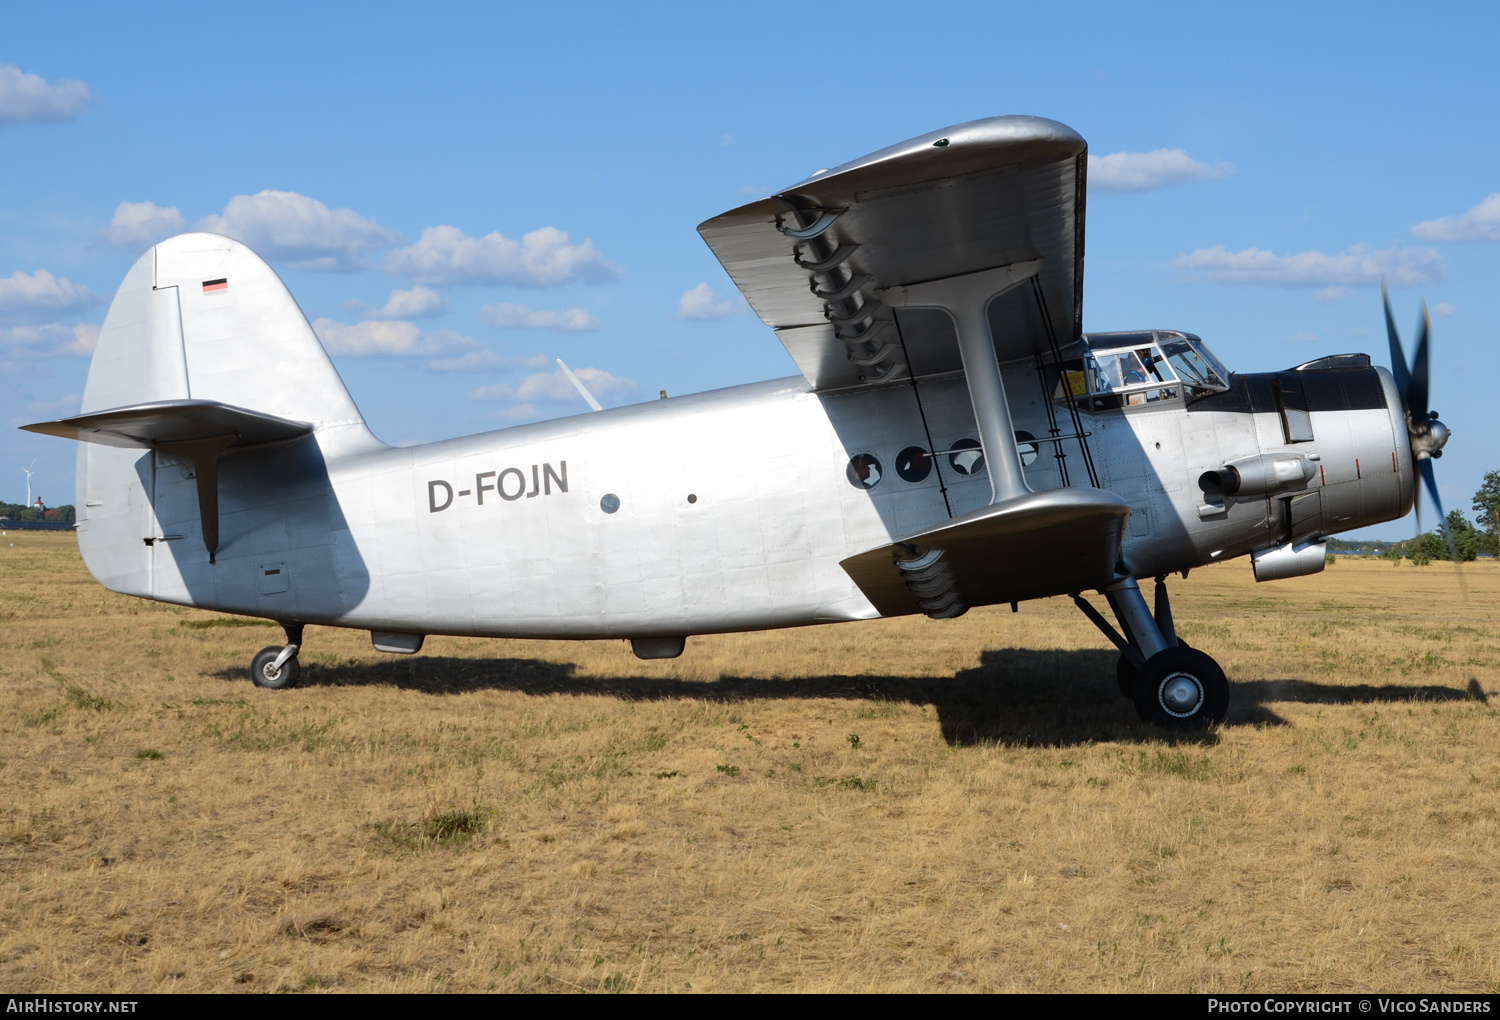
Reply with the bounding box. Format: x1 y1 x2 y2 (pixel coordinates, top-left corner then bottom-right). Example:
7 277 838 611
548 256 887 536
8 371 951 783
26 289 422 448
251 646 300 690
1133 646 1227 731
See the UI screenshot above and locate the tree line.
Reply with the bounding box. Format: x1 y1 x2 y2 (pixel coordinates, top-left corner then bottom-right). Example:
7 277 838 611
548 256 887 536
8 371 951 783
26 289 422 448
1327 470 1500 565
0 502 75 523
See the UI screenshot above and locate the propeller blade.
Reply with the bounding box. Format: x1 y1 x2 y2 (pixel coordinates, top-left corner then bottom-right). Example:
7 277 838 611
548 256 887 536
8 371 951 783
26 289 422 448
1418 458 1457 562
1383 281 1412 402
1408 303 1432 422
1418 457 1467 594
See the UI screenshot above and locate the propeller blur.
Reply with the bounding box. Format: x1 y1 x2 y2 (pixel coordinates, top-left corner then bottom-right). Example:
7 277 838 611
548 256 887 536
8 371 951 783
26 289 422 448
1383 283 1455 559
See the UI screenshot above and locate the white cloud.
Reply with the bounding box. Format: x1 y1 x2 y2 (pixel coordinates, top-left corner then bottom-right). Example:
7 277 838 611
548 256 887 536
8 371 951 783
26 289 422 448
1088 148 1234 193
424 351 551 373
484 403 545 422
0 270 95 318
97 201 188 249
346 285 448 320
311 318 481 357
1411 194 1500 242
1287 331 1321 343
1172 244 1446 288
675 282 748 320
383 225 622 287
480 302 600 331
1433 302 1457 317
0 322 99 358
424 349 509 373
1314 286 1357 302
71 322 100 355
0 64 91 125
470 367 638 405
196 190 401 271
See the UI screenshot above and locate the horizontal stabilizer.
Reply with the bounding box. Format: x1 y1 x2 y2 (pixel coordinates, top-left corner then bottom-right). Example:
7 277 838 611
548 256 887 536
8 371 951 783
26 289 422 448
840 488 1129 618
21 399 311 450
22 400 312 563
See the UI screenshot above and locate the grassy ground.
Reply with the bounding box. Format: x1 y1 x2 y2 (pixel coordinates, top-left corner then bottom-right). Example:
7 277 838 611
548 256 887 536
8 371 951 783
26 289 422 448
1 531 1496 993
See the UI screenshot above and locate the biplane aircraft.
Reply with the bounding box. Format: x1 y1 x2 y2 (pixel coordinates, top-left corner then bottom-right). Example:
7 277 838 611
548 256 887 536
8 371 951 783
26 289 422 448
23 116 1452 730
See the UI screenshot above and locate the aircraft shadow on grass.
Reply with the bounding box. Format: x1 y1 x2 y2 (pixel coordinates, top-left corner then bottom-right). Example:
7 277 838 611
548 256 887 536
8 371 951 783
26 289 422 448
216 648 1490 748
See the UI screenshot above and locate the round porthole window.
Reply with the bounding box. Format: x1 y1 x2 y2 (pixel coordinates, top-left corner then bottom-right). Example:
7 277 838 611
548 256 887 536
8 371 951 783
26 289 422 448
895 446 932 483
600 493 621 514
948 438 984 476
1015 430 1040 467
846 454 883 489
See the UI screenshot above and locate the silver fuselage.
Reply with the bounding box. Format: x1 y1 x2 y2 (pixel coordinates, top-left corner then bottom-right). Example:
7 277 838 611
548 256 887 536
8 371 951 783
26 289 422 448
76 358 1413 641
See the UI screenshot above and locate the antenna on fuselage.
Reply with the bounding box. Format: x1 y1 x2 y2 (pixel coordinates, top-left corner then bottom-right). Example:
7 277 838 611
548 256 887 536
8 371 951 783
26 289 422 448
556 358 603 412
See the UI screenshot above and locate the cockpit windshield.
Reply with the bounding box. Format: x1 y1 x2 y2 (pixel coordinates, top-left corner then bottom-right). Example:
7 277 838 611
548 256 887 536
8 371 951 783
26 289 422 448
1052 331 1231 412
1160 339 1228 398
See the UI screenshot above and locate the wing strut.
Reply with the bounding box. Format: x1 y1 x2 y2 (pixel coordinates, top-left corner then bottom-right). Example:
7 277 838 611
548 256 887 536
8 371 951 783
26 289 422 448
881 261 1042 504
1030 275 1100 488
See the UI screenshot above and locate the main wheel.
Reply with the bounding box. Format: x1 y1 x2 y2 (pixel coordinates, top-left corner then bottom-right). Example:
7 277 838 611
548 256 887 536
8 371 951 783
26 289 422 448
251 646 301 690
1133 646 1228 731
1117 638 1189 699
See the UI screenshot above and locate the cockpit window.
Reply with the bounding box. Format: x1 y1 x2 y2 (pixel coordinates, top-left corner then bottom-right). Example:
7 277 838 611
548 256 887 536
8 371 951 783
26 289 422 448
1057 344 1179 410
1054 333 1232 412
1160 339 1229 398
1091 347 1174 391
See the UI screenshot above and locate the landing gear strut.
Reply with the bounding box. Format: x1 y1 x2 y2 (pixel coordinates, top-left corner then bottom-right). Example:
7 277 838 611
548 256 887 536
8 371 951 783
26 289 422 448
1073 576 1228 730
251 623 303 690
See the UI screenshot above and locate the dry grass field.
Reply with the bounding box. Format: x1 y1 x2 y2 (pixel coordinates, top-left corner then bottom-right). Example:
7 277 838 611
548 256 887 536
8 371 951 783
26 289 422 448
1 530 1497 993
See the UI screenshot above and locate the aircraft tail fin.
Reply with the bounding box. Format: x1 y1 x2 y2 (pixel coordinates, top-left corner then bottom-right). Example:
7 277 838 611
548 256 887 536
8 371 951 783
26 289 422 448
79 232 376 451
40 234 380 588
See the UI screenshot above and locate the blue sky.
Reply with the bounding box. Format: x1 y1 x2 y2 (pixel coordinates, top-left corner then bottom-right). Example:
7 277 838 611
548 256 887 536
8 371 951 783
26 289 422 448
4 2 1497 539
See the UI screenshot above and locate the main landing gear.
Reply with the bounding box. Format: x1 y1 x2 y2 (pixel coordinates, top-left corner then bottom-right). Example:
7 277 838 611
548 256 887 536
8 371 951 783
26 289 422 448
1073 576 1228 731
251 623 303 690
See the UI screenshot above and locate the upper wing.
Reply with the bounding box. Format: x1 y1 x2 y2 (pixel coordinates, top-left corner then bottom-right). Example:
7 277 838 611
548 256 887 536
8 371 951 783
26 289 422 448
698 116 1087 390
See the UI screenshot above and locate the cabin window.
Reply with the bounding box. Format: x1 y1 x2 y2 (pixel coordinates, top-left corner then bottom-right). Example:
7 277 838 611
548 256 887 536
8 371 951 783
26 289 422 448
846 454 883 489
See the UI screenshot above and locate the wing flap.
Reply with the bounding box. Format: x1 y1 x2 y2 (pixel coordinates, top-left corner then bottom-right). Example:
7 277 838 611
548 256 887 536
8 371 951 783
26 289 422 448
840 487 1128 618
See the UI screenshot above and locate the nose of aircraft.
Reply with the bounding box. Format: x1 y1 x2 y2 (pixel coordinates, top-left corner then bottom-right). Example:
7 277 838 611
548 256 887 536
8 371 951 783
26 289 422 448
1412 414 1450 460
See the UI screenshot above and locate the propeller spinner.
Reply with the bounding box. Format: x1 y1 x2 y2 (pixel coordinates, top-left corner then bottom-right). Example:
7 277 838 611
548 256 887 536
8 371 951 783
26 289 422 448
1383 282 1456 559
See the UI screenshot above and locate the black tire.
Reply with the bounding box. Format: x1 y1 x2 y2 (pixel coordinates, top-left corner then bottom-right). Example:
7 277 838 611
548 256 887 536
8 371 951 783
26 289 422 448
1133 646 1228 731
1117 638 1188 699
251 646 301 690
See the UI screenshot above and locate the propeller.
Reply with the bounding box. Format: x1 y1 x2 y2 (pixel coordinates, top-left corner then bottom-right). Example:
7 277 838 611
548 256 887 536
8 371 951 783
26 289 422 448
1383 282 1456 563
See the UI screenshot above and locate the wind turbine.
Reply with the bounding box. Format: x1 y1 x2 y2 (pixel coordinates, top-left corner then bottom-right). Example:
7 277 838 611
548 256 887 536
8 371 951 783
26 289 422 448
23 461 35 509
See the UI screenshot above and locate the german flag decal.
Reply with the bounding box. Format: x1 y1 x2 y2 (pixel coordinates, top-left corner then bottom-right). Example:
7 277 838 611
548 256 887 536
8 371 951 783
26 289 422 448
203 278 228 293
